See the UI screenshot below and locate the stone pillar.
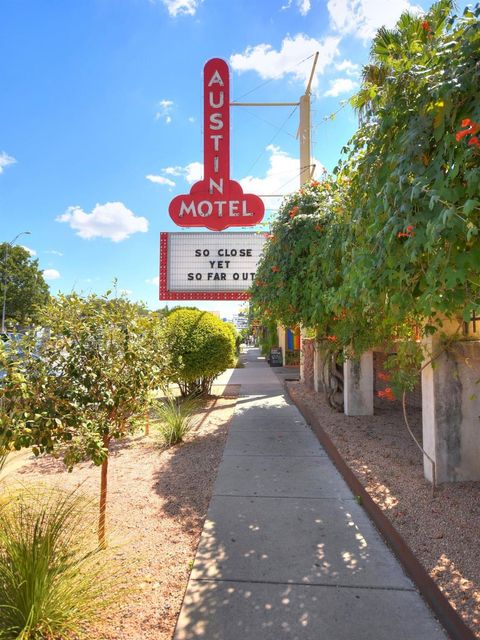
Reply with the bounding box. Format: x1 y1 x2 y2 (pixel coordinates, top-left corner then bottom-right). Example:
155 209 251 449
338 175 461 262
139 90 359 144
314 341 329 393
314 341 323 392
343 351 374 416
299 327 307 382
302 338 315 390
422 329 480 483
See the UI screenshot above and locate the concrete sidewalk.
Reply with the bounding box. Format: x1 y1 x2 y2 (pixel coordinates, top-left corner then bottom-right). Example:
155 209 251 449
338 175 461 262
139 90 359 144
173 348 446 639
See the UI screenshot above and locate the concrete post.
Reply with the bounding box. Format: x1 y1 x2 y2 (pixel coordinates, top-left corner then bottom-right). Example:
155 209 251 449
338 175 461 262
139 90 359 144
422 325 480 483
302 338 315 389
314 341 322 392
299 327 308 382
314 341 329 393
343 351 374 416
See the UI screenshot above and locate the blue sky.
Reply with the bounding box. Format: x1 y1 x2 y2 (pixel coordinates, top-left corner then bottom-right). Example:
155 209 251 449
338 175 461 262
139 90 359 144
0 0 468 318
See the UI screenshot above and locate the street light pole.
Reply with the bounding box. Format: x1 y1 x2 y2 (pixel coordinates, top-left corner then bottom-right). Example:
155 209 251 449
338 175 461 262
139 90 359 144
1 231 31 335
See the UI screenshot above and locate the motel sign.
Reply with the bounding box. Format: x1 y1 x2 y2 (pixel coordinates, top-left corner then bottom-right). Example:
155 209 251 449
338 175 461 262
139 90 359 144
168 58 265 231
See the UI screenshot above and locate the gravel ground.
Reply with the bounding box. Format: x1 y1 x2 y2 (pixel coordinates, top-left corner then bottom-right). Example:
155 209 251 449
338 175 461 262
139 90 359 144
287 381 480 638
4 395 237 640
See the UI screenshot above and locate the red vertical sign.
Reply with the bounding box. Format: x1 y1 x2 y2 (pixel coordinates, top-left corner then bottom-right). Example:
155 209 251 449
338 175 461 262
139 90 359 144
168 58 265 231
204 58 230 193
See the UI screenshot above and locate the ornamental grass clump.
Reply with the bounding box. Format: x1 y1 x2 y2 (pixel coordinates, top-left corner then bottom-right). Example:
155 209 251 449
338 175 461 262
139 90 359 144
0 436 9 477
0 486 123 640
154 394 200 446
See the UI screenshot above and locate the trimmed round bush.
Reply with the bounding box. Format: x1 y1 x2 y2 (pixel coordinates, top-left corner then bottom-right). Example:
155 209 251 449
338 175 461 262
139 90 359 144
165 309 236 396
224 321 240 361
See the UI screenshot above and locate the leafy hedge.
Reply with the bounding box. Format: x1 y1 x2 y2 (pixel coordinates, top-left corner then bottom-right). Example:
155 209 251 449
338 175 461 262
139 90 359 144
252 0 480 392
164 309 236 395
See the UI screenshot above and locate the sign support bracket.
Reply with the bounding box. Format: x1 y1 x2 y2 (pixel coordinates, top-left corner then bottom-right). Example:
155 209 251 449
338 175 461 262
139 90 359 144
231 51 319 189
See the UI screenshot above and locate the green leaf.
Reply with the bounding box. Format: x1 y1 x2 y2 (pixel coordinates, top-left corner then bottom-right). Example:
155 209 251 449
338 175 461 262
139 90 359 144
466 223 478 242
464 199 479 216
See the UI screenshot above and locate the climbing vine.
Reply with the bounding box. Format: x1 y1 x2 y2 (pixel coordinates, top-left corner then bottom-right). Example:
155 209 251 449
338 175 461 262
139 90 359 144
252 0 480 393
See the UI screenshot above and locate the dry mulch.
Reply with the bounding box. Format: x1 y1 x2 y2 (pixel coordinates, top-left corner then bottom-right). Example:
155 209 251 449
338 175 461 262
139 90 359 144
287 381 480 638
5 395 237 640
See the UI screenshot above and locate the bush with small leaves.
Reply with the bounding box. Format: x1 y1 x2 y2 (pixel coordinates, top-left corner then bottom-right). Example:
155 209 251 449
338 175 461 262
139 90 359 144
164 309 235 396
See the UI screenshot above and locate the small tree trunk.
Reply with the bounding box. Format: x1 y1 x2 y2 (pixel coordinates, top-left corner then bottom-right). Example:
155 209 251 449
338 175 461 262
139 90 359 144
98 434 110 549
145 411 150 436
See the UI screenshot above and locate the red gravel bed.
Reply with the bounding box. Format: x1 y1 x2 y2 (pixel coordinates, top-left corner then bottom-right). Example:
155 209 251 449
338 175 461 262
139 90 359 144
5 396 236 639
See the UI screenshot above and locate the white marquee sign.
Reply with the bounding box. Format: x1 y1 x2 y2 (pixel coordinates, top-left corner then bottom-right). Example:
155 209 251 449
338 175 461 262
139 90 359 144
159 232 266 300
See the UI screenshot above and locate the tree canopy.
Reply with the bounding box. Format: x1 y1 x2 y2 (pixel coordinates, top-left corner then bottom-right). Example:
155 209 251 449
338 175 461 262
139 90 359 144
0 243 50 327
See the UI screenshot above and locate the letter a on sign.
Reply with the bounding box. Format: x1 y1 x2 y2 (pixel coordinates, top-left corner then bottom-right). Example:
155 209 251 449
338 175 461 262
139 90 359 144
168 59 265 231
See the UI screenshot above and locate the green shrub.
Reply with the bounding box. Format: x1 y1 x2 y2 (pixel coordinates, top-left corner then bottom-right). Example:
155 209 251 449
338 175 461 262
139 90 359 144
285 349 300 366
165 309 235 396
0 486 123 639
259 319 279 356
224 322 240 360
154 394 200 446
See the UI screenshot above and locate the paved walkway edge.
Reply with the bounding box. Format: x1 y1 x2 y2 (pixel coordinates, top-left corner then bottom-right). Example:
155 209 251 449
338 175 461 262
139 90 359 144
286 384 475 640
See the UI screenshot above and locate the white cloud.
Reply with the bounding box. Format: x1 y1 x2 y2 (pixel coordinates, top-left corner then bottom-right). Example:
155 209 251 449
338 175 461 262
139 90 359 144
161 161 203 184
327 0 423 42
45 249 63 256
298 0 311 14
43 269 60 281
21 246 36 256
57 202 149 242
188 116 195 123
0 151 16 174
230 34 340 87
161 0 202 17
155 99 173 123
281 0 311 15
146 174 176 188
146 276 160 286
163 166 182 176
183 161 203 184
335 59 360 76
239 144 325 210
324 77 358 97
